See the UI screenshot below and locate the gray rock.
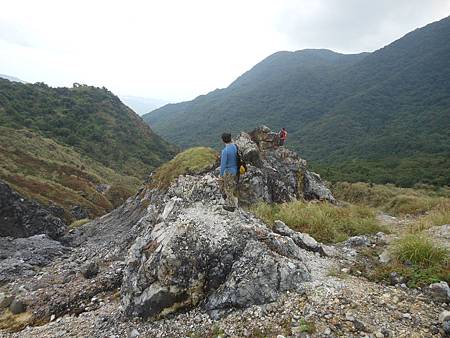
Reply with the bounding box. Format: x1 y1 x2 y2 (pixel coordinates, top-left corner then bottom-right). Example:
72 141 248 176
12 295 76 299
231 127 335 205
389 272 405 286
344 235 371 247
9 299 26 314
71 205 89 220
0 180 67 239
440 311 450 334
354 319 367 331
0 235 70 283
379 249 391 264
303 170 336 203
121 196 311 319
96 184 111 193
440 310 450 323
128 329 140 338
428 281 450 303
81 261 99 279
0 292 13 308
273 220 326 256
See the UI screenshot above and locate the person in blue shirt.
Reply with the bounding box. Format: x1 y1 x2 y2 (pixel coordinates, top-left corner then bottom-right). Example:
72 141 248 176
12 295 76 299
219 132 238 212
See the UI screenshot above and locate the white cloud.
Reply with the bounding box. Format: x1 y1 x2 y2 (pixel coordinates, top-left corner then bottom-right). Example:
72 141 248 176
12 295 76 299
0 0 449 102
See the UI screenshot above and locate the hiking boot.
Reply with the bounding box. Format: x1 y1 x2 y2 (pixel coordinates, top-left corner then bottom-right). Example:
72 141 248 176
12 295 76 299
223 206 236 212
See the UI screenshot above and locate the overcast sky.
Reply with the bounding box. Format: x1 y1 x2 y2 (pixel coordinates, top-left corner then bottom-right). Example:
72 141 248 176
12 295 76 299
1 0 449 102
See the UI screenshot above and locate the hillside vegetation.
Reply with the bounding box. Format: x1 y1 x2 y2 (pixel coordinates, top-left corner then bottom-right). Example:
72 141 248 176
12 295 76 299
144 16 450 187
0 80 176 178
0 79 177 219
147 147 217 190
0 127 141 222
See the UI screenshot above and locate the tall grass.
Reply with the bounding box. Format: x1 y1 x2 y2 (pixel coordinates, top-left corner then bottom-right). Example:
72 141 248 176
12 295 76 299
383 234 450 286
411 200 450 232
393 234 449 268
252 201 382 243
332 182 450 231
332 182 449 215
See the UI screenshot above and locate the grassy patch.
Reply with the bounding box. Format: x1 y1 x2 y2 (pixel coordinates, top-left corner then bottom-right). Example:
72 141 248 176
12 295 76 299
251 201 382 243
69 218 91 229
0 310 33 332
393 234 448 268
411 200 450 232
149 147 218 190
332 181 450 215
370 234 449 287
384 195 441 215
298 318 315 333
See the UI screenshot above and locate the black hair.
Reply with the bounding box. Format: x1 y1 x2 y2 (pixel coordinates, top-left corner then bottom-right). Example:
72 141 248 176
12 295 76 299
221 132 232 143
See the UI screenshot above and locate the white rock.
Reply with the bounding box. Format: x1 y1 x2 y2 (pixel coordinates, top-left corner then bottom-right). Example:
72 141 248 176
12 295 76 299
440 310 450 323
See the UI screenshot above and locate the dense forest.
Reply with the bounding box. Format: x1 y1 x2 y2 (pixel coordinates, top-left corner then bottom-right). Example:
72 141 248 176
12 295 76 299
144 16 450 187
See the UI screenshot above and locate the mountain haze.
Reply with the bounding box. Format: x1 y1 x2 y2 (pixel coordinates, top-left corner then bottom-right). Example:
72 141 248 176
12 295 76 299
119 95 169 116
144 17 450 186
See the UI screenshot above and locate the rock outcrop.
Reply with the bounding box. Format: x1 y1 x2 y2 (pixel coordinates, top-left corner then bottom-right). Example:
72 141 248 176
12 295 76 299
120 128 335 319
234 127 335 205
121 175 312 319
0 180 67 239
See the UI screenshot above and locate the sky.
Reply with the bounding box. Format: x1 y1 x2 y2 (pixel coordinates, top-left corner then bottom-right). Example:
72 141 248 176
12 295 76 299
1 0 450 102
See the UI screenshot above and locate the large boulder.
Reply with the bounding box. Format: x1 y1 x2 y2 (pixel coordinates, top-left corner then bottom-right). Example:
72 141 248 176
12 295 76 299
121 174 311 319
0 180 67 239
233 127 335 205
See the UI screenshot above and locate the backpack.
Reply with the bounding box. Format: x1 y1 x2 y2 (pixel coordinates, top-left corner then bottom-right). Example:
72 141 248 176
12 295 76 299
235 144 247 176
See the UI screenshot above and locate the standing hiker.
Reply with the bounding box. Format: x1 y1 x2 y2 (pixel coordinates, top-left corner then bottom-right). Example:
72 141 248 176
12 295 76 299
279 128 288 146
219 132 239 212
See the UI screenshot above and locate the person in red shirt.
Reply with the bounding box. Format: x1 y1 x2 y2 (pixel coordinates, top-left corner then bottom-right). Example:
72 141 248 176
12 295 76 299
279 128 288 146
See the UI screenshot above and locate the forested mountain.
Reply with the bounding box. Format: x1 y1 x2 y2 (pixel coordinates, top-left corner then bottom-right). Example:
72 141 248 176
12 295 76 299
0 79 176 220
0 80 176 178
144 16 450 186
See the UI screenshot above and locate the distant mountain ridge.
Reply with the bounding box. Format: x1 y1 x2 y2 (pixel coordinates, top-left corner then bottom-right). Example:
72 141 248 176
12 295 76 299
119 95 169 116
144 16 450 186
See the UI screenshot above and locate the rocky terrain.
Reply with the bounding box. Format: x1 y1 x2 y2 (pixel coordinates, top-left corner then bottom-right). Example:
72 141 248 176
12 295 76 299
0 127 448 337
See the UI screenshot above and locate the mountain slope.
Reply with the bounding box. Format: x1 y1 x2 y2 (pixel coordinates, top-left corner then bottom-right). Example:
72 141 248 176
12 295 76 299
0 80 177 220
144 17 450 186
0 80 177 178
0 126 141 222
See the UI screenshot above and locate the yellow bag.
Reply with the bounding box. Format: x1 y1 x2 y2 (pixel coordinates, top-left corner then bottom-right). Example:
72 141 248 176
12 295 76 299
239 165 247 175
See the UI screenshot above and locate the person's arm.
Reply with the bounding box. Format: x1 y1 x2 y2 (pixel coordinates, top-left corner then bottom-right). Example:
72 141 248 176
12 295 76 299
220 148 227 176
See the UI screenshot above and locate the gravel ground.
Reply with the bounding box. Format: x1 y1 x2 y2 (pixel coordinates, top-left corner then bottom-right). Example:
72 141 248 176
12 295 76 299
2 248 448 338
